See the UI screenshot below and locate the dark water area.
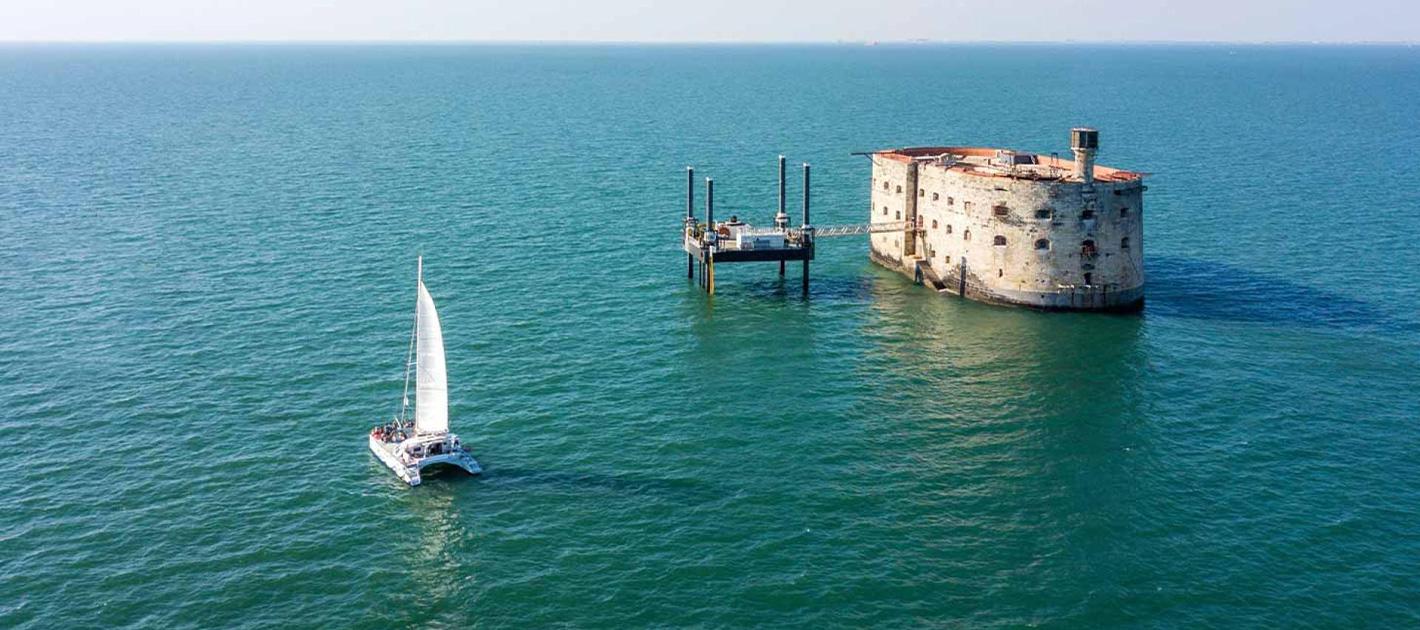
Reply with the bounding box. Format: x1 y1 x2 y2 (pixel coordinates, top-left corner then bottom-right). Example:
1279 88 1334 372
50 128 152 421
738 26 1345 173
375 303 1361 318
2 43 1419 627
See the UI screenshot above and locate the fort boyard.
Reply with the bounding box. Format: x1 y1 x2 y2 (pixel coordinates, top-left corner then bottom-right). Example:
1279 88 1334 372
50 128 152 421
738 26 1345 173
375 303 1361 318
869 128 1145 311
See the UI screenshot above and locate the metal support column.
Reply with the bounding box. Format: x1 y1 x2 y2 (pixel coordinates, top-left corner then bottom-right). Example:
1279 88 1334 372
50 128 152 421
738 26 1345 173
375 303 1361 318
706 177 716 295
801 163 811 294
778 155 787 277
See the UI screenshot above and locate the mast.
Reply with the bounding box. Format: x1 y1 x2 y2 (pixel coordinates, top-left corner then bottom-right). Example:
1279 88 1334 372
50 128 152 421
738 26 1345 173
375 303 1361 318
399 256 421 425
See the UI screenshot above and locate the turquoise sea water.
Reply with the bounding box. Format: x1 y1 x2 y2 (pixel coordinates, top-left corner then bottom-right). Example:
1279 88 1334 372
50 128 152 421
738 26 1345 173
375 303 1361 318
3 44 1420 627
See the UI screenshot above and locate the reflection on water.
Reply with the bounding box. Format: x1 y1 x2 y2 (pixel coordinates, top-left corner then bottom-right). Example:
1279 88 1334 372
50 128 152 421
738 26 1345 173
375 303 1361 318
859 270 1147 428
681 277 820 362
853 273 1153 596
372 485 476 626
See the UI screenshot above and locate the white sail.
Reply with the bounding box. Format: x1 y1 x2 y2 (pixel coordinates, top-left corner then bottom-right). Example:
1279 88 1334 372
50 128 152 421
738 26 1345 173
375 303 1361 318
413 277 449 434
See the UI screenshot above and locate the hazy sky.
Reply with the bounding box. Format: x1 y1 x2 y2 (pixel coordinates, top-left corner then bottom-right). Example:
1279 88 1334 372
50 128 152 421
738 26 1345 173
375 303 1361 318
2 0 1416 43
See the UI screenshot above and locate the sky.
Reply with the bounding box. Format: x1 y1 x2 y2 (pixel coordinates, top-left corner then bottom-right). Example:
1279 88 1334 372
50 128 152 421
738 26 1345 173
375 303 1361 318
1 0 1417 43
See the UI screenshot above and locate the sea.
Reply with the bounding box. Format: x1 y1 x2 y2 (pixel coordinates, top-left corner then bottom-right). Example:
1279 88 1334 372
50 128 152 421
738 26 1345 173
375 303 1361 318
2 43 1419 628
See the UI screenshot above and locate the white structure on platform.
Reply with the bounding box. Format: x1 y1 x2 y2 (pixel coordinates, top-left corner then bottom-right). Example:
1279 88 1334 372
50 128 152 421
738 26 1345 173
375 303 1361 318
369 257 481 486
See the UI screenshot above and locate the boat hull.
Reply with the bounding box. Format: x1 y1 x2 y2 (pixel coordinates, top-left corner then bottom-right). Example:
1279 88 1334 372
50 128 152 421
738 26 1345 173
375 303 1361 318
368 433 481 487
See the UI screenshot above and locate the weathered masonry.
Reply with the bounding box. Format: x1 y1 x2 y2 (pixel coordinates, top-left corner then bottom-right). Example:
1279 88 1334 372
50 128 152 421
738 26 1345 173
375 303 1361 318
868 128 1146 311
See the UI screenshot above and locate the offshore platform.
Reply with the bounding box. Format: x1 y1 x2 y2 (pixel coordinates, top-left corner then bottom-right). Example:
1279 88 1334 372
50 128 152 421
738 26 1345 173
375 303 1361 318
682 156 907 295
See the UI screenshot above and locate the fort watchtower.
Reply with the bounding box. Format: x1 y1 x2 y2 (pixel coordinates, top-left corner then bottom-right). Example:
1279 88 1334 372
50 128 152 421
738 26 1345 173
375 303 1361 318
868 128 1146 311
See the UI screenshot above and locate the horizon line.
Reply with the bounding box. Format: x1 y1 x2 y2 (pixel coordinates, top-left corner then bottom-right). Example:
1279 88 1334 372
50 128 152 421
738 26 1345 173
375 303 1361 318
2 38 1418 46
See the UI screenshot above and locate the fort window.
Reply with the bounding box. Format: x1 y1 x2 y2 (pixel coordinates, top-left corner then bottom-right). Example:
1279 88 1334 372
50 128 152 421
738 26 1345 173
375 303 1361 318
945 224 952 234
931 219 938 229
1121 237 1131 249
919 188 925 197
947 196 955 206
895 211 901 220
998 269 1004 278
1082 240 1097 257
1035 239 1050 250
993 235 1007 247
1120 207 1130 218
1081 209 1096 220
882 206 888 216
883 181 890 191
896 185 902 194
964 201 974 213
993 205 1009 218
964 230 971 241
1035 208 1052 220
1084 272 1093 285
932 192 940 201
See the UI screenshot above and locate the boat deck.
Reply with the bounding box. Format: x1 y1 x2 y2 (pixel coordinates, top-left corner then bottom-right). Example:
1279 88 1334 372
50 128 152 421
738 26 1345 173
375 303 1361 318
368 433 481 487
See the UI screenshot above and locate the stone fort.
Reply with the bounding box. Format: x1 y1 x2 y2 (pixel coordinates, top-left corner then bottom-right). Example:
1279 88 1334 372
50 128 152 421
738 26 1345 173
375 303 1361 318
868 128 1145 311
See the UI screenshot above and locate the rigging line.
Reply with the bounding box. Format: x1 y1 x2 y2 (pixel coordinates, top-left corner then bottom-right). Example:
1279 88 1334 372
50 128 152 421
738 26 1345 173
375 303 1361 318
399 266 419 426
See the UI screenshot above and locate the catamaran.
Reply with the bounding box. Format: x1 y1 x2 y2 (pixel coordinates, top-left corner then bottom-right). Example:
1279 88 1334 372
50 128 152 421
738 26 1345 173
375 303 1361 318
369 257 481 486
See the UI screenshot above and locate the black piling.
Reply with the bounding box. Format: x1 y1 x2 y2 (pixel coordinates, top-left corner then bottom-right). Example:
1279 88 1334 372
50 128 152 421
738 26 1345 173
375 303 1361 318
778 155 787 277
706 177 715 294
802 163 811 294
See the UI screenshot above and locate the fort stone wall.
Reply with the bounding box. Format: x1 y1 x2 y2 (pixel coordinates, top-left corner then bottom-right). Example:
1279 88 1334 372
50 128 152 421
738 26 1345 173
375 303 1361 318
868 133 1145 311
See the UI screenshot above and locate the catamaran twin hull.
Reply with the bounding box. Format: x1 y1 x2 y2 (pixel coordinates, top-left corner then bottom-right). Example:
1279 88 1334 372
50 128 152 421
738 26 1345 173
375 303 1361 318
369 433 481 487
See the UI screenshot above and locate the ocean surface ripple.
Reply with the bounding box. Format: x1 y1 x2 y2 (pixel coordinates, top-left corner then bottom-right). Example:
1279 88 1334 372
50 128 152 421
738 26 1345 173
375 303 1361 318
2 44 1419 627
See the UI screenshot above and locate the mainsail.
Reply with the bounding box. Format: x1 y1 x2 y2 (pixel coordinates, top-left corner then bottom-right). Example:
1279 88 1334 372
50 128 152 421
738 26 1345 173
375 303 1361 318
413 270 449 434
